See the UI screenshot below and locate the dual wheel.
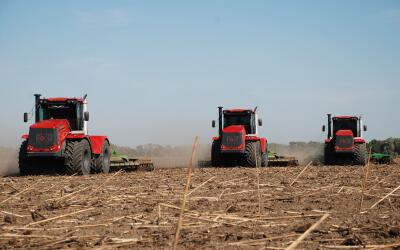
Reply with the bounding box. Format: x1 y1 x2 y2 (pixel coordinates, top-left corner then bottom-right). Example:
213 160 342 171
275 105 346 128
64 140 111 175
324 143 367 165
245 141 268 167
19 139 111 176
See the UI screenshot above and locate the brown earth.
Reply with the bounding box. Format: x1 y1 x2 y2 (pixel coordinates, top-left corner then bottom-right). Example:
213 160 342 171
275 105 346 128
0 164 399 249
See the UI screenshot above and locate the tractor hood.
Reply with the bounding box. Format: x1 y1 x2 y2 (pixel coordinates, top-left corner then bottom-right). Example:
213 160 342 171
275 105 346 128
30 119 71 131
335 129 354 152
222 125 246 134
221 125 246 152
335 129 354 137
27 119 71 152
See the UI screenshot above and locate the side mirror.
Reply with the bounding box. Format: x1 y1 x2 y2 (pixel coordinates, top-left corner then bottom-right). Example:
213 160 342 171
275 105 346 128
363 125 367 131
258 119 262 126
212 120 216 128
23 113 28 123
322 125 325 132
84 111 90 121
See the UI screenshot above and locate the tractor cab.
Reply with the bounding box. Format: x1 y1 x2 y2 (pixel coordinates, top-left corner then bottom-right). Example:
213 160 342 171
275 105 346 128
223 109 261 135
332 116 363 138
216 109 261 152
24 94 89 134
212 108 262 136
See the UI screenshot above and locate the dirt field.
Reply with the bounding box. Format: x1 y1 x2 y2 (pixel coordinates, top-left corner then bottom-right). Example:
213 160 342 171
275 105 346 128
0 164 399 249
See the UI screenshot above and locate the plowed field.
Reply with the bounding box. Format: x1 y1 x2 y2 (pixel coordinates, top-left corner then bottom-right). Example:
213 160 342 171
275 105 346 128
1 164 399 249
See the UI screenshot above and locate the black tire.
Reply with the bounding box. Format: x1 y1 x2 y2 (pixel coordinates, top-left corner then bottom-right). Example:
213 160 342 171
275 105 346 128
261 153 268 167
93 141 111 173
245 141 261 167
354 143 367 165
211 141 221 167
64 140 91 175
18 140 38 175
324 144 335 165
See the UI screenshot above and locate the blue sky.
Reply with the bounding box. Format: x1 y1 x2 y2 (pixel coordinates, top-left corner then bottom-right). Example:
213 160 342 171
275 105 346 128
0 0 399 147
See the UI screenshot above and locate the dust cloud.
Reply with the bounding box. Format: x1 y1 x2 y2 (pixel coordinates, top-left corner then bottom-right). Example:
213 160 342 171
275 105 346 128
139 144 211 168
112 143 211 168
0 147 18 176
146 142 324 167
144 142 324 167
269 142 324 165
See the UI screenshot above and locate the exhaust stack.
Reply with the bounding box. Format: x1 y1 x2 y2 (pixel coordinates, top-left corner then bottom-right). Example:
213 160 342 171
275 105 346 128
327 113 332 139
34 94 41 122
218 106 223 137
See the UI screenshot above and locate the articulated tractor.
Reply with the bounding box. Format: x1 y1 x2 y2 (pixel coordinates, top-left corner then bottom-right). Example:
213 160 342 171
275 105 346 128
322 114 368 165
19 94 111 175
211 107 268 167
19 94 152 175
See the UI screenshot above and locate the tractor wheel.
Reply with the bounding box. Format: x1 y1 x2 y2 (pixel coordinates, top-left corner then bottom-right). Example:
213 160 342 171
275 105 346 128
354 143 367 165
211 141 221 167
261 153 268 167
18 140 38 176
324 144 335 165
245 141 261 167
64 140 91 175
93 141 111 173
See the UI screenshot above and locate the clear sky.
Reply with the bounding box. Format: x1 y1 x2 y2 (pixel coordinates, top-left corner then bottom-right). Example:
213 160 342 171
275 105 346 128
0 0 399 147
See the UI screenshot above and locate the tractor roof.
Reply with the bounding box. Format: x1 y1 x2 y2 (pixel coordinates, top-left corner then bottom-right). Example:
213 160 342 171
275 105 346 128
333 116 358 120
224 109 254 114
45 97 84 103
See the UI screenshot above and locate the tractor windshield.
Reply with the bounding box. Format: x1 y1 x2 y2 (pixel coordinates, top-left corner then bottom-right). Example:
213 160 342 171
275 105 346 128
333 118 358 137
38 102 83 131
224 113 255 134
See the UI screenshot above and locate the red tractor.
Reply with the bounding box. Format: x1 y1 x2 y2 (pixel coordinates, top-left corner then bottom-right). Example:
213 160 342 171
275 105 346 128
19 94 111 175
211 107 268 167
322 114 368 165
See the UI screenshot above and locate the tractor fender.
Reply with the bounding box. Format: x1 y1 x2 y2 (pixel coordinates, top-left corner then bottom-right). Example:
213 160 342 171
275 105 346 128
66 133 86 140
259 138 267 154
65 134 107 155
354 138 366 143
245 136 267 153
87 136 109 155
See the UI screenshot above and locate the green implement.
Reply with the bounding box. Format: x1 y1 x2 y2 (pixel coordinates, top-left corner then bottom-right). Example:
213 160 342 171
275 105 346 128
197 151 299 167
110 151 154 172
369 153 392 165
268 151 299 167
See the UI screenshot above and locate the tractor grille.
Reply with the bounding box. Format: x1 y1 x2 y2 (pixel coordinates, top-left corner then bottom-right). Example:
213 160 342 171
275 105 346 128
28 128 58 149
335 136 354 149
222 133 242 147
